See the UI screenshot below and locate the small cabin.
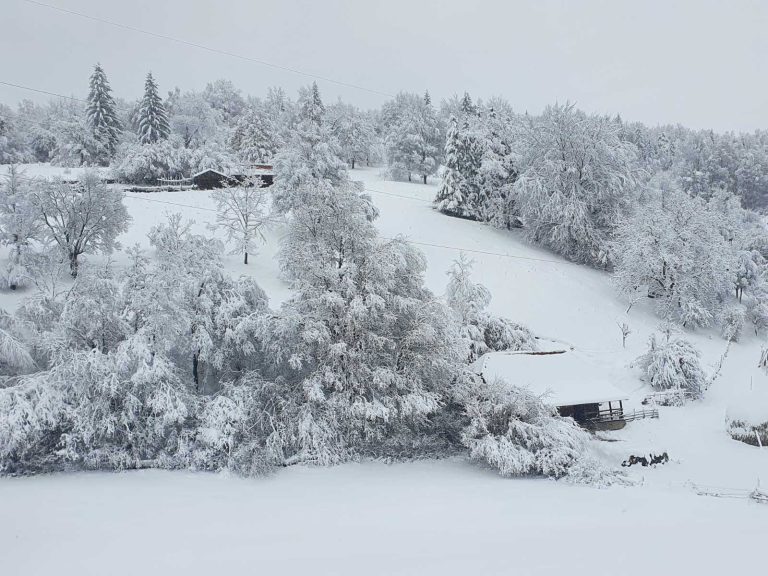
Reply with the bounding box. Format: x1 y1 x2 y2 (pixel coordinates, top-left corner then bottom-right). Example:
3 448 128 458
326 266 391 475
192 166 274 190
473 350 629 431
192 169 236 190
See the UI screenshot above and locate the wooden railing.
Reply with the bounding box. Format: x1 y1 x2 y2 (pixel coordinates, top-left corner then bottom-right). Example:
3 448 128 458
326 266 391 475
587 407 658 425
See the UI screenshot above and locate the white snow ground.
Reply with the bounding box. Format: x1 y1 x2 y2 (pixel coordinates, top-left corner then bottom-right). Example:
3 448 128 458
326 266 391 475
1 164 767 575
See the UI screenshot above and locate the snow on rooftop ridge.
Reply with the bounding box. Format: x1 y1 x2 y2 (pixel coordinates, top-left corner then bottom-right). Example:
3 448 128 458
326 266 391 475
475 349 629 407
192 168 228 178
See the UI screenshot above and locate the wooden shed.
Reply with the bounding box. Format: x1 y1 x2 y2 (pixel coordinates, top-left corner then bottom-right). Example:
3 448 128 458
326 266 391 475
473 350 630 430
192 169 236 190
192 167 274 190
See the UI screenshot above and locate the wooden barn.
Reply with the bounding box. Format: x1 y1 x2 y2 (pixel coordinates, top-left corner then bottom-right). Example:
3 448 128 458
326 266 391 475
473 350 630 430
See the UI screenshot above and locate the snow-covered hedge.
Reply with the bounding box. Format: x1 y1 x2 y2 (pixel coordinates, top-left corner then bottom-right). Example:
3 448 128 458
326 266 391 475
727 418 768 447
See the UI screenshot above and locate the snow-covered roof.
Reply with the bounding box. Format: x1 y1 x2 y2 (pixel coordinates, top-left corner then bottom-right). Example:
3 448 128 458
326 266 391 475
192 169 228 178
473 350 628 407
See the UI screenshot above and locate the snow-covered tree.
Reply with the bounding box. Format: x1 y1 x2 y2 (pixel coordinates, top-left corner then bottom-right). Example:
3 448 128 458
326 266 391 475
480 106 520 227
613 174 733 327
264 181 463 463
514 104 640 267
30 172 131 277
210 179 270 264
229 105 278 163
55 261 128 354
113 139 185 184
435 116 469 217
0 105 32 164
636 330 706 403
271 83 353 214
166 88 224 147
327 102 377 169
382 91 442 183
50 105 106 167
85 63 122 159
0 166 40 289
138 73 170 144
445 254 537 362
203 79 246 123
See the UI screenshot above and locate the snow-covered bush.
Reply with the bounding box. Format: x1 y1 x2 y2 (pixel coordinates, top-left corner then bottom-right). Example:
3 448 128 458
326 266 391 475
636 331 706 403
0 336 194 474
193 376 284 475
0 311 35 376
483 317 538 353
727 418 768 447
720 305 745 342
460 376 590 478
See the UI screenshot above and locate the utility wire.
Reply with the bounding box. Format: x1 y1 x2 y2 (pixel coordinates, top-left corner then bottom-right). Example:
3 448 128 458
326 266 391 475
21 0 394 98
120 193 565 266
0 80 90 105
5 171 566 266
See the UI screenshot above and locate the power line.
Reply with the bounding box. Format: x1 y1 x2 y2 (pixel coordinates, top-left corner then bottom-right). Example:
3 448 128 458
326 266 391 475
6 172 566 266
120 193 564 266
363 187 430 203
0 80 89 105
21 0 394 99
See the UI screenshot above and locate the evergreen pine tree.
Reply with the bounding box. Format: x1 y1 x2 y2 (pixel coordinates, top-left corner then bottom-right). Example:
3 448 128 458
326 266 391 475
86 64 122 159
460 92 477 117
457 119 484 214
138 72 170 144
435 116 467 217
481 107 520 227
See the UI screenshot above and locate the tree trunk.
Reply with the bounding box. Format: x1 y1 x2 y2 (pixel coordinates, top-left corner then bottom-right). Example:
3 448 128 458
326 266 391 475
422 174 427 184
351 158 355 169
69 252 79 278
408 173 412 182
10 236 18 290
244 251 248 265
193 351 200 390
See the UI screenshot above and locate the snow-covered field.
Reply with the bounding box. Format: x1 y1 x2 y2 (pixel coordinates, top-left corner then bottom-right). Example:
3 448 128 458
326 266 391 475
1 164 767 575
2 460 766 576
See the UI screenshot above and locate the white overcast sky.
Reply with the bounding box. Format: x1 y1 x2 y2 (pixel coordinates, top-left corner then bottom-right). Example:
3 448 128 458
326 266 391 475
1 0 766 132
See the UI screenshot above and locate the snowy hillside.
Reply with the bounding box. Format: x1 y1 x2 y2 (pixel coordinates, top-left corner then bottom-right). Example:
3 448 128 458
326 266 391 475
1 163 766 575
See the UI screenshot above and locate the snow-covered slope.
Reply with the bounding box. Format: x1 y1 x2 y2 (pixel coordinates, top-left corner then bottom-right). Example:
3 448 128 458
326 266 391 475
1 164 767 575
